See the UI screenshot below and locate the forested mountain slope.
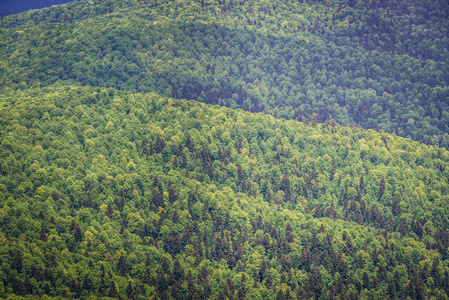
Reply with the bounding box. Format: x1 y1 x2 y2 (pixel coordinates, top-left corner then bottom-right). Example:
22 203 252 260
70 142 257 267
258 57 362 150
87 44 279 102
1 0 449 147
0 85 449 299
1 0 449 299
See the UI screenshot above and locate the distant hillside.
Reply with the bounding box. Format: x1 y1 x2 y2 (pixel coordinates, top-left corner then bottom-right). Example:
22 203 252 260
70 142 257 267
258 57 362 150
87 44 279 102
0 0 449 147
0 0 76 17
0 85 448 298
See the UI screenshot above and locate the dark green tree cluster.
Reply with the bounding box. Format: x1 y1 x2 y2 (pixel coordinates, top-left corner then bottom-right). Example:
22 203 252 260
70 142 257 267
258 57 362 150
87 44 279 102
0 85 448 299
0 0 448 148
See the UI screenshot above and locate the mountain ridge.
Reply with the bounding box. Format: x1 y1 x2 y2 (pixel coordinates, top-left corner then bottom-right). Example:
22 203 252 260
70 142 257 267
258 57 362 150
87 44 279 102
1 0 449 147
1 0 449 298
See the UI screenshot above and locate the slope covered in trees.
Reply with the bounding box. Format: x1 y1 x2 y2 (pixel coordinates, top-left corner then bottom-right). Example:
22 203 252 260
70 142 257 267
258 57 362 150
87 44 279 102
0 84 449 299
0 0 449 147
1 0 449 299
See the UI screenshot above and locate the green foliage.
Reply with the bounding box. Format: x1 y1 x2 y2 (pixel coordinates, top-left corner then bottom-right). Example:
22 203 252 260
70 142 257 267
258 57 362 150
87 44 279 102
0 85 448 299
0 0 449 147
1 0 449 298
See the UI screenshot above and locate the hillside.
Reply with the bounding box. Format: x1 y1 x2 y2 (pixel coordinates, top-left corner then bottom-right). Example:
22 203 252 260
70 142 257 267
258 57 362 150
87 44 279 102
1 0 449 299
0 0 449 147
0 84 449 299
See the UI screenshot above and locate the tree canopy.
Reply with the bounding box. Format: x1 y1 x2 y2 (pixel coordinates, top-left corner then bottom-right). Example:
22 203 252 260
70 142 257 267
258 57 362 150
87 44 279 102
0 0 448 147
0 85 448 299
1 0 449 298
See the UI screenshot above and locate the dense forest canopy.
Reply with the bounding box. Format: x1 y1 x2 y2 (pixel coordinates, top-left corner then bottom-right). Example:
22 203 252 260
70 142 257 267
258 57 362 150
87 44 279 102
0 84 448 299
1 0 449 299
0 0 449 147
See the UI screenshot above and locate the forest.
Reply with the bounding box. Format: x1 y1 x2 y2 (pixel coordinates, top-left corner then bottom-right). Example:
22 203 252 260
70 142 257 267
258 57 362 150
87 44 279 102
0 0 448 147
0 85 448 299
0 0 449 299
